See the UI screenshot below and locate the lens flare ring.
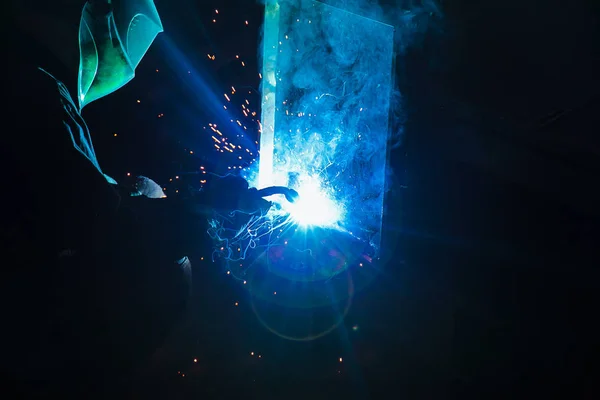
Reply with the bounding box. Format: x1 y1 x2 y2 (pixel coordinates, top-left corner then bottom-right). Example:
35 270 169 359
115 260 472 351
249 269 354 342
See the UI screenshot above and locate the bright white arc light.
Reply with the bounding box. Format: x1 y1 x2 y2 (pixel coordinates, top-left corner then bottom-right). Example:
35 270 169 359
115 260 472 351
282 178 344 227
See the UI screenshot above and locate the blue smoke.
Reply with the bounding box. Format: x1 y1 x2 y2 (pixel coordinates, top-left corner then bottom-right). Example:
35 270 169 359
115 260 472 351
212 0 441 283
251 0 414 246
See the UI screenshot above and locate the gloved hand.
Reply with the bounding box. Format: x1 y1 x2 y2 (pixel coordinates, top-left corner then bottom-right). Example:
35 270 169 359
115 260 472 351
256 186 299 203
185 175 298 216
203 174 271 215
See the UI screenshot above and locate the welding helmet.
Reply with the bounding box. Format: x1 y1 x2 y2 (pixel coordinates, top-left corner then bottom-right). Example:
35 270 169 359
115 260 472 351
78 0 163 109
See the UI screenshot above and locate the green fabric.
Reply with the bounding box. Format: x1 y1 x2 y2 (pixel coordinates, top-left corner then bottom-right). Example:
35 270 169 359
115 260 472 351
77 0 163 110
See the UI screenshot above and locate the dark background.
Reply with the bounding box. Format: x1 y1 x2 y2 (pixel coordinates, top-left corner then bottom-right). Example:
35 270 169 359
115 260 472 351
21 0 600 398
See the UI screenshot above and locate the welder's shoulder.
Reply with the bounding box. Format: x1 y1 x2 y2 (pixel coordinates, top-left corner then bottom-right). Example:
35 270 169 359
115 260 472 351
4 59 122 229
3 63 64 197
5 65 72 167
9 58 61 103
